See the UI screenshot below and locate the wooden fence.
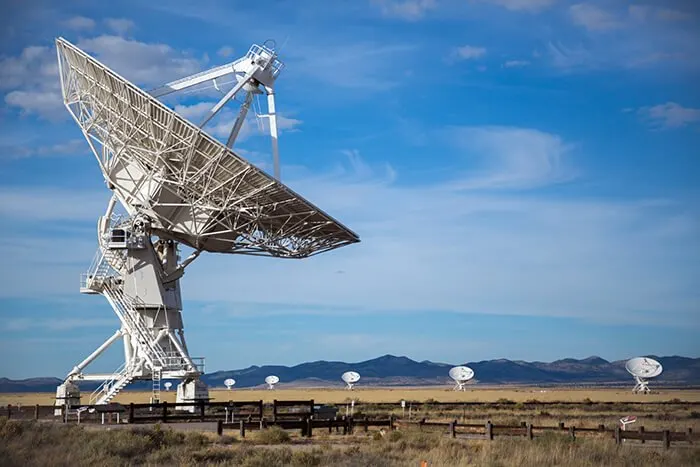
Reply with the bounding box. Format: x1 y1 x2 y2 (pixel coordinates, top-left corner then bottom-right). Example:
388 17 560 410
396 418 698 449
2 401 697 448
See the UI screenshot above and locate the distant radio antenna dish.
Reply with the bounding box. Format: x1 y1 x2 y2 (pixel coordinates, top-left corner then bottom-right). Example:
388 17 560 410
265 375 280 390
51 37 359 412
224 378 236 390
164 382 172 391
341 371 360 390
625 357 662 394
449 366 474 391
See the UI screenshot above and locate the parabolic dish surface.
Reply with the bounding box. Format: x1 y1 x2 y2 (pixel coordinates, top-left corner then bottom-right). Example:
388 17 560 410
56 38 359 257
342 371 361 383
625 357 663 378
449 366 475 382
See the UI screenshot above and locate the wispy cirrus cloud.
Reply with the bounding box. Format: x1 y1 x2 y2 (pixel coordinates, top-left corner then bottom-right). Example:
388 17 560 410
637 102 700 129
62 16 95 31
104 18 135 36
449 45 487 62
444 126 576 190
569 3 622 31
475 0 557 12
371 0 437 20
0 139 87 161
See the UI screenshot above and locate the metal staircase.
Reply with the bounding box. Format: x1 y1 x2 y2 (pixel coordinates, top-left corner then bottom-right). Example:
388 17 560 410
102 281 169 369
90 364 134 405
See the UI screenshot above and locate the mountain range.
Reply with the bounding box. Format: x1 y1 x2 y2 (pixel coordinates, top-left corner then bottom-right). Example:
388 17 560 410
2 355 699 392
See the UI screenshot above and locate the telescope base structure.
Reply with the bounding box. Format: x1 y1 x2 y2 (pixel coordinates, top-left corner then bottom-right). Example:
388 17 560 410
632 376 651 394
453 382 467 391
56 204 208 410
176 379 210 413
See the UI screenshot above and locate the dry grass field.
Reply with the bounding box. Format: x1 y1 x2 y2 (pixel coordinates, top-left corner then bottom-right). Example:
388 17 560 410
2 387 700 406
2 417 700 467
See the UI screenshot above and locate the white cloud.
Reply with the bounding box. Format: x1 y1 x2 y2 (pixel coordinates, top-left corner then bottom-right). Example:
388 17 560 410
2 142 695 327
0 139 87 161
104 18 136 35
174 100 303 143
451 45 487 61
0 46 57 91
176 158 697 326
284 42 416 90
63 16 95 31
1 35 206 120
477 0 556 12
570 3 622 31
371 0 437 20
77 35 203 85
445 126 575 190
503 60 530 68
217 46 234 58
637 102 700 129
0 187 110 222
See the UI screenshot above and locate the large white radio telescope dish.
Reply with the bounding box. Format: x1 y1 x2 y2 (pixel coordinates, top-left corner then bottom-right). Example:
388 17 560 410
224 378 236 390
51 37 359 411
449 366 474 391
625 357 662 394
265 375 280 389
342 371 360 390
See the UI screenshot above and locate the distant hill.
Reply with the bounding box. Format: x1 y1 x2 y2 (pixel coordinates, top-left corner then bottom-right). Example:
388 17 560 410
2 355 699 392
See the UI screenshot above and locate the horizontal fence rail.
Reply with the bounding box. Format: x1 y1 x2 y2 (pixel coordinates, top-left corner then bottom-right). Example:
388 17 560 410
1 400 697 449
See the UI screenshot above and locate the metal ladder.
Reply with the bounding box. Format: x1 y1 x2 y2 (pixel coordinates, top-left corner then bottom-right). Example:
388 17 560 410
152 366 162 403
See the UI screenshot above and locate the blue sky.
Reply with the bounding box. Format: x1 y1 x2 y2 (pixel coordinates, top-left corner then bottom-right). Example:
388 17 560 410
0 0 698 378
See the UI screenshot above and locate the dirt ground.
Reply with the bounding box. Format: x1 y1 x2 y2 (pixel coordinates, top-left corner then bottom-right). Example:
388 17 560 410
3 387 700 406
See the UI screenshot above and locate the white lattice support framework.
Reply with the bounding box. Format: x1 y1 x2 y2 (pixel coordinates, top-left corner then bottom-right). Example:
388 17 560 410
53 38 359 407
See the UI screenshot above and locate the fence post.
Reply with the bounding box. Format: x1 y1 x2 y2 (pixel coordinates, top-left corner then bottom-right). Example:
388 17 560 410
239 420 246 438
420 418 425 431
486 421 493 441
449 420 456 438
260 417 265 430
364 417 369 432
63 404 68 423
216 420 223 436
639 426 645 444
329 417 334 434
306 416 313 438
569 426 576 441
34 404 40 420
389 415 395 431
129 403 135 424
558 421 565 430
273 400 277 422
310 399 314 419
342 416 348 435
521 421 527 428
199 400 205 422
598 424 605 432
614 426 621 446
688 428 693 444
527 423 533 440
663 430 670 449
301 418 307 437
162 401 168 423
7 405 11 420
